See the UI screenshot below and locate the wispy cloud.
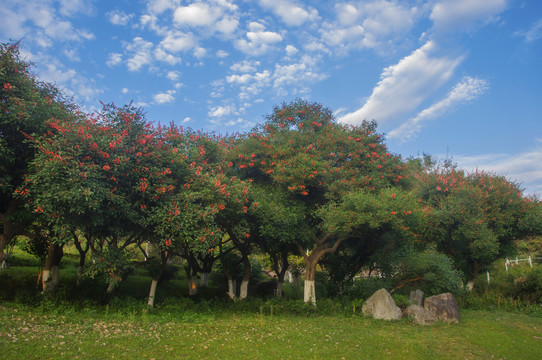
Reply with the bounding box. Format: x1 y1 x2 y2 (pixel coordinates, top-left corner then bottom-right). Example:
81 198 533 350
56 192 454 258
515 18 542 42
338 41 463 127
430 0 507 33
389 76 488 141
453 145 542 196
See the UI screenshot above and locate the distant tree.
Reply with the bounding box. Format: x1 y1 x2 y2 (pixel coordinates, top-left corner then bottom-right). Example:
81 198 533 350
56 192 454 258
415 159 542 286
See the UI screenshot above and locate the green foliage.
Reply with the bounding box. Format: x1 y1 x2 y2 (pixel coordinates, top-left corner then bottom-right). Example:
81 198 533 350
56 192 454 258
391 247 464 296
475 261 542 303
85 247 134 287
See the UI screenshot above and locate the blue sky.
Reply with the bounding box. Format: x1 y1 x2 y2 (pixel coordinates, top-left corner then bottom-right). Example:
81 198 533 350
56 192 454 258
1 0 541 195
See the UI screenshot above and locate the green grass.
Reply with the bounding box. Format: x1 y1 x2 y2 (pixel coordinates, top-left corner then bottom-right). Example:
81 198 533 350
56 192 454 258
1 304 542 360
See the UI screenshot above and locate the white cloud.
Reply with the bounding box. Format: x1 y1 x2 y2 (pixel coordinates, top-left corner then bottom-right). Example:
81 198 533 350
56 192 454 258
107 53 123 67
285 45 299 56
216 50 229 58
230 60 260 73
208 105 235 117
235 22 283 55
515 18 542 42
338 41 463 127
147 0 180 15
121 88 129 94
107 10 134 26
153 90 176 104
430 0 507 32
272 55 327 95
194 47 207 58
166 71 181 81
174 2 218 27
172 1 239 34
321 1 419 54
258 0 319 26
388 76 489 141
125 37 154 71
453 146 542 197
63 48 80 62
159 31 195 52
154 48 181 65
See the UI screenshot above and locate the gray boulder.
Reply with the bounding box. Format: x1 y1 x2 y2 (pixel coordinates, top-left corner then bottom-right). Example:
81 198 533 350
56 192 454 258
409 289 424 306
406 305 437 325
424 293 460 323
362 289 402 321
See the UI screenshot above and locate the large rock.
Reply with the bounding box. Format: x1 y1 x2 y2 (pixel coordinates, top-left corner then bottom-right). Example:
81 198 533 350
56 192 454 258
362 289 402 321
424 293 460 323
409 289 424 306
406 305 437 325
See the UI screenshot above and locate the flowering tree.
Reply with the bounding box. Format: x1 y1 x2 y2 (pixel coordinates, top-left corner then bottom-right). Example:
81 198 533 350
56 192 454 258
0 42 80 268
415 160 541 286
232 99 411 304
24 102 174 292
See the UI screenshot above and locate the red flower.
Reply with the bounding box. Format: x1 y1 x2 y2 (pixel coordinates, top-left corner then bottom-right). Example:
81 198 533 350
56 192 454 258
3 83 12 91
164 239 172 247
103 165 110 171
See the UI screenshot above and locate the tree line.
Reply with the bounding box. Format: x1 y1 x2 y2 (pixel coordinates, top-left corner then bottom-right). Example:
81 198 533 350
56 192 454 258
2 42 541 306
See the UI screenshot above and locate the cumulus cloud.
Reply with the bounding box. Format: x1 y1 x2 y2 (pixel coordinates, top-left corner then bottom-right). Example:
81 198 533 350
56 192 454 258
153 90 176 104
173 1 239 35
125 37 154 71
159 31 195 52
208 104 235 117
338 41 463 127
430 0 507 33
272 55 327 95
107 53 123 67
166 71 181 81
258 0 318 26
230 60 260 73
107 10 134 26
235 22 283 56
321 0 419 54
388 76 489 141
146 0 180 15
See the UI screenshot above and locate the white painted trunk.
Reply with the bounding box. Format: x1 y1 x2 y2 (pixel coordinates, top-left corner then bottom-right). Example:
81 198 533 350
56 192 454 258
467 280 475 292
226 279 236 300
51 266 60 287
200 272 209 287
42 269 51 292
304 280 316 305
147 279 158 307
188 276 198 296
239 280 249 299
287 270 294 283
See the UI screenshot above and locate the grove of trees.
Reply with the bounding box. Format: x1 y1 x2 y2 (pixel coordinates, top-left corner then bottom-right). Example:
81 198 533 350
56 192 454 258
2 42 541 306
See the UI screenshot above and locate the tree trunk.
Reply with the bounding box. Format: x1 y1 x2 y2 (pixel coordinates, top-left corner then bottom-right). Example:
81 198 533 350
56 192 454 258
147 278 159 307
303 257 318 305
42 243 63 292
239 253 251 300
297 236 345 305
225 277 236 300
200 272 210 287
276 281 284 297
147 251 169 307
74 233 89 287
188 276 198 296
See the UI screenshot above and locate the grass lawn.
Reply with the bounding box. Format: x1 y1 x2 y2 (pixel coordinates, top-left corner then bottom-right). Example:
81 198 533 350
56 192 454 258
1 305 542 360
